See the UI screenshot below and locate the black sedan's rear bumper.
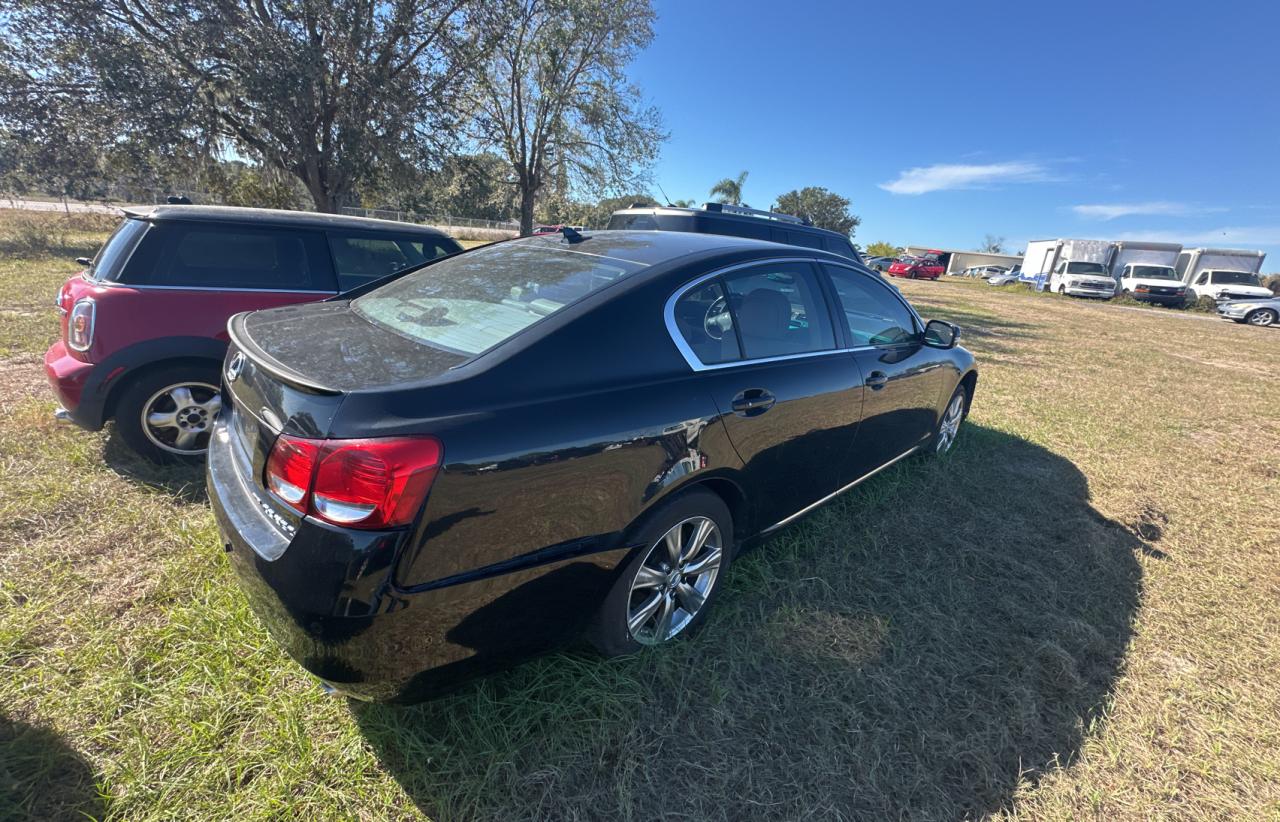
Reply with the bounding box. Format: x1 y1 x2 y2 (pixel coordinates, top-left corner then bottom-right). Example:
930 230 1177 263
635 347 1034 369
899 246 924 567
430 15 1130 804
206 418 629 702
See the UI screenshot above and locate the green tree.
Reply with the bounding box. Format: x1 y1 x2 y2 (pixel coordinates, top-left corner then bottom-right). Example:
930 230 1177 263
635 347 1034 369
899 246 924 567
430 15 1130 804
772 186 861 237
670 198 698 207
709 171 749 206
864 241 902 258
0 0 488 212
468 0 665 235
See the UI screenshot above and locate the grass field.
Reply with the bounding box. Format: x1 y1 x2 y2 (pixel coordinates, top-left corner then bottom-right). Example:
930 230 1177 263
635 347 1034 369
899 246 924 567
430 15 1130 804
1 211 1278 820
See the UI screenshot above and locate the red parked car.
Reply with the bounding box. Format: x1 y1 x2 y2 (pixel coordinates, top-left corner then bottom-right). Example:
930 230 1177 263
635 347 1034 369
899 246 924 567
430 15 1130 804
887 254 945 280
46 205 461 463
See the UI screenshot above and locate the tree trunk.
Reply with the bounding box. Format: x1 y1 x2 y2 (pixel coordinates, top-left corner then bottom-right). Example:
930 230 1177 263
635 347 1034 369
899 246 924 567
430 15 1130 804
518 183 537 236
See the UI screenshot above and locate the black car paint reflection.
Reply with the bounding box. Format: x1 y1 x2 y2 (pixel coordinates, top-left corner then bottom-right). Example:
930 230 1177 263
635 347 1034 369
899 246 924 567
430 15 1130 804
207 231 977 702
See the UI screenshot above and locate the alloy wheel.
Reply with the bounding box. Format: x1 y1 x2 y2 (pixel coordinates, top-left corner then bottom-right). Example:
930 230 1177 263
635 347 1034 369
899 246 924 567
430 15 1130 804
1248 309 1276 327
627 516 722 645
141 381 222 455
935 392 965 454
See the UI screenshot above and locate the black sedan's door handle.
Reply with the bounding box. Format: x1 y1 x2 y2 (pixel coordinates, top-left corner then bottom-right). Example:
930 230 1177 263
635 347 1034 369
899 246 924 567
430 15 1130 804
731 388 776 416
866 371 889 390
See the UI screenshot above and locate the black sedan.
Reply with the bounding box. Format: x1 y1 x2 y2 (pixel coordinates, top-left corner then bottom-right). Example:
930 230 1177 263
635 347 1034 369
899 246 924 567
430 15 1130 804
207 230 978 702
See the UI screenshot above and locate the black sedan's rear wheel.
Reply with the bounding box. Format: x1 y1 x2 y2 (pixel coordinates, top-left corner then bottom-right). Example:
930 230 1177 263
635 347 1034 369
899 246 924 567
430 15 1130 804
589 488 732 656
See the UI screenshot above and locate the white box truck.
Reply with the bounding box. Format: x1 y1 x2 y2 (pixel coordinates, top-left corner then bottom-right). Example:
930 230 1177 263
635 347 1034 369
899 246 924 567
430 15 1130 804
1108 241 1187 305
1175 248 1271 302
1019 239 1116 298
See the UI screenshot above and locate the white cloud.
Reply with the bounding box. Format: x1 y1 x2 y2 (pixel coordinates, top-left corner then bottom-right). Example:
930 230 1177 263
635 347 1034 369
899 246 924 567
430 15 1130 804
879 161 1053 195
1072 201 1223 220
1115 225 1280 247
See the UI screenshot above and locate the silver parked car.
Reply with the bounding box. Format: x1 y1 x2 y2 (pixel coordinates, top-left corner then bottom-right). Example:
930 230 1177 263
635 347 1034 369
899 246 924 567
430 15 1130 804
987 269 1023 286
1218 295 1280 327
961 264 1008 279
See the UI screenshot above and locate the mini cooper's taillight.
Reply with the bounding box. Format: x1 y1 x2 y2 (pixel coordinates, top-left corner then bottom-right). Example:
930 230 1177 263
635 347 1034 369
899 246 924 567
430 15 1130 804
67 298 95 351
264 434 443 529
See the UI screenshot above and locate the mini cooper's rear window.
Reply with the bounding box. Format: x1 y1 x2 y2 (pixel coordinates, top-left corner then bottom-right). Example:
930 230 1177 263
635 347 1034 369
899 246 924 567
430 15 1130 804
353 242 644 356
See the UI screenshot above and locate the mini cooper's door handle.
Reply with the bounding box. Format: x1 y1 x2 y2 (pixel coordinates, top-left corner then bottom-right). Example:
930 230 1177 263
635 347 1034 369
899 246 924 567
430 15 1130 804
731 388 776 416
866 371 889 390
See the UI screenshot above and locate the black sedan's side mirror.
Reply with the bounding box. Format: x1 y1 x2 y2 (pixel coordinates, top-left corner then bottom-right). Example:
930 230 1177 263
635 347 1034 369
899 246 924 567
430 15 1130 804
923 319 960 349
75 257 92 266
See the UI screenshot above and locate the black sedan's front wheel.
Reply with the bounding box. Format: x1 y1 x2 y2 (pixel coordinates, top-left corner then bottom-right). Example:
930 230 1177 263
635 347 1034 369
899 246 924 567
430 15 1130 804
590 488 732 656
933 384 969 455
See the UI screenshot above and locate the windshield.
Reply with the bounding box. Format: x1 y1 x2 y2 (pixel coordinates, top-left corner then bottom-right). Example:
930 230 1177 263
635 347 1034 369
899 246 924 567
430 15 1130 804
1066 261 1107 276
89 218 147 280
1211 271 1261 285
1130 265 1177 280
353 242 644 356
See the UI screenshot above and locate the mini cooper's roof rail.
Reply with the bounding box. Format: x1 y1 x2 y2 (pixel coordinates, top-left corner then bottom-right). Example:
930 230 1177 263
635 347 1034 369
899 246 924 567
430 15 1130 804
701 202 810 226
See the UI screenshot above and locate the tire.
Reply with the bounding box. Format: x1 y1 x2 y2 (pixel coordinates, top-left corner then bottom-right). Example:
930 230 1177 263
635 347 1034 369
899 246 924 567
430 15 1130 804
113 363 223 464
1057 284 1067 295
1246 308 1277 327
933 383 969 456
588 488 733 657
1121 289 1132 297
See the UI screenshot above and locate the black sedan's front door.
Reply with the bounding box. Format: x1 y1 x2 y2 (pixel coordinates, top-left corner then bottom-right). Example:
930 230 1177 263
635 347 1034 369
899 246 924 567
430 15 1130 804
675 260 865 530
822 264 950 481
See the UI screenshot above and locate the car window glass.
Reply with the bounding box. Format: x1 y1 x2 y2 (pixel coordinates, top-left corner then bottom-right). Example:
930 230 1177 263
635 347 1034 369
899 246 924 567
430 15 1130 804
721 262 834 359
90 218 147 280
788 232 823 250
355 243 643 356
1196 273 1208 285
672 281 741 365
328 234 454 291
824 264 919 346
135 224 326 290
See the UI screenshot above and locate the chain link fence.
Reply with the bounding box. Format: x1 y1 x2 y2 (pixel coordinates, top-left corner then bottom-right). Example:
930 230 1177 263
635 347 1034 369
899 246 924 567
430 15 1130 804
339 207 518 231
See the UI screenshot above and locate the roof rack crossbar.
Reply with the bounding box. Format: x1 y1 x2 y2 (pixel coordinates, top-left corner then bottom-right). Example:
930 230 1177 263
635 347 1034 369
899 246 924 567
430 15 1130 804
702 202 807 225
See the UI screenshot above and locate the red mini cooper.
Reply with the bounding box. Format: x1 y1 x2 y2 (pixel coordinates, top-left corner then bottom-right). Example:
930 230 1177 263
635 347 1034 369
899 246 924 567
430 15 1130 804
45 205 461 462
887 254 945 280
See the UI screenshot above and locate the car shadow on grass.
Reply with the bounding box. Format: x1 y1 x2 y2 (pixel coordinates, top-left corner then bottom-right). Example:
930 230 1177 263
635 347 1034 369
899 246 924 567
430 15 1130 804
352 424 1142 820
102 432 208 504
0 713 103 822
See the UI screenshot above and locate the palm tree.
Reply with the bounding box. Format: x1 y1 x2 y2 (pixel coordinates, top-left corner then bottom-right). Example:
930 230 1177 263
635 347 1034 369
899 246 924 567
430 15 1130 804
709 171 749 206
671 198 697 208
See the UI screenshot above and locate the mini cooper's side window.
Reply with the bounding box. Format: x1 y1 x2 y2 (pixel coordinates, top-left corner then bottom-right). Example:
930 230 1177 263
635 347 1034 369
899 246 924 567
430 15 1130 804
328 234 457 291
824 265 920 346
721 262 835 359
124 223 330 290
672 281 741 365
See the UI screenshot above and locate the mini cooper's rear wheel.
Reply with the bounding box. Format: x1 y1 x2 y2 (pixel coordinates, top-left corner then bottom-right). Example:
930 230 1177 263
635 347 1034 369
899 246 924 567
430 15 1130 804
1246 308 1277 327
589 488 732 656
933 385 969 455
114 364 222 464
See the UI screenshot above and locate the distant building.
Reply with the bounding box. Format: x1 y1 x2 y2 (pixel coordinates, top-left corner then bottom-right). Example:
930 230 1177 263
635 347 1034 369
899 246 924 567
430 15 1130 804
902 246 1023 276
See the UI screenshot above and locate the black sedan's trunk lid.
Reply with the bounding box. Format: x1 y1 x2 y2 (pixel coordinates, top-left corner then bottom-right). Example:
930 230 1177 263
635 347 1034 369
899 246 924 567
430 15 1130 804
222 301 468 512
232 301 469 393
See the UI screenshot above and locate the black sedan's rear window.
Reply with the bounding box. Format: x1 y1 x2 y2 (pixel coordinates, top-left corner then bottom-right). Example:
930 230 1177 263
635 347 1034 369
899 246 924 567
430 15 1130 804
354 242 644 356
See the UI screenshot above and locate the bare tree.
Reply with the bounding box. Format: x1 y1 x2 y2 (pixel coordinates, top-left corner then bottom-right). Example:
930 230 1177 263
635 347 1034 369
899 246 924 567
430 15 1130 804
978 234 1007 254
468 0 665 235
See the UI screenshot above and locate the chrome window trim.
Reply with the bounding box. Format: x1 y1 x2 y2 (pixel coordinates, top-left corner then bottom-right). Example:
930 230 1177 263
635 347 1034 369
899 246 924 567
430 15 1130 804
663 256 922 372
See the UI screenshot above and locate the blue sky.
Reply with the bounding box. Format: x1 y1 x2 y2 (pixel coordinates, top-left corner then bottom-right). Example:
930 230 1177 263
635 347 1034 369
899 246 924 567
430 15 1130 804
629 0 1280 263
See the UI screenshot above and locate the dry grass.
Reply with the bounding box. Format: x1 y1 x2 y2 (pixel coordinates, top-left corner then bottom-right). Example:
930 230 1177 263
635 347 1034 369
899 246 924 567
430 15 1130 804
1 212 1278 820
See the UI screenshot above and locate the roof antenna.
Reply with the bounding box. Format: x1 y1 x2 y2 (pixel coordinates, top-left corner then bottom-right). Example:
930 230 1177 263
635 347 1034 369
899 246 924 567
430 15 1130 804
655 181 674 207
561 226 586 244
